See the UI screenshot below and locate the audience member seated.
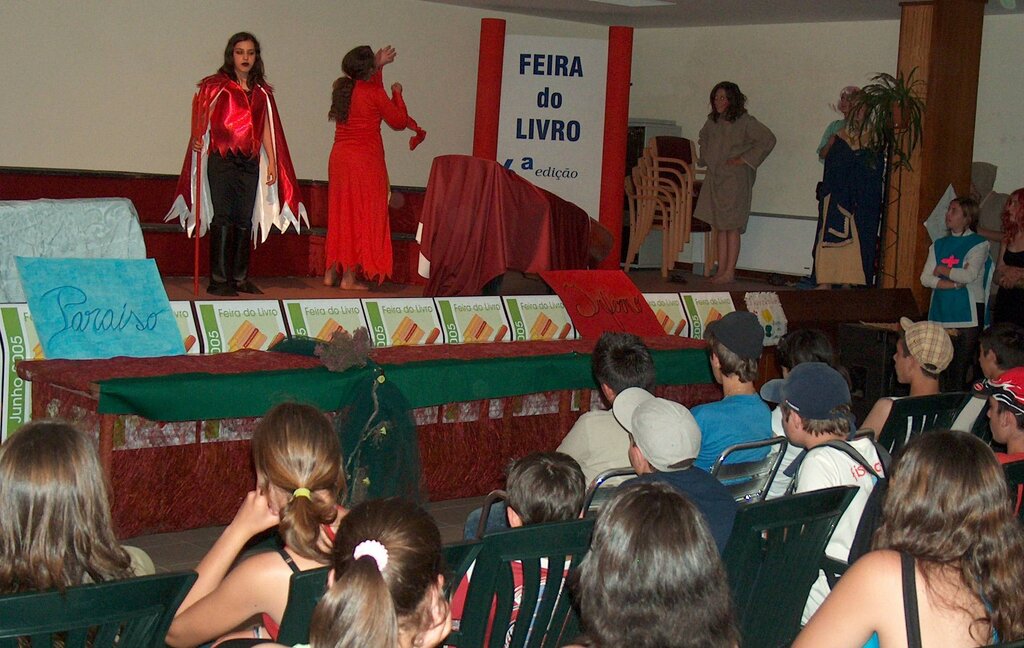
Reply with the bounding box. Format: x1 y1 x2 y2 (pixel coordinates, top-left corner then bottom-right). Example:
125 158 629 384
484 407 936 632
558 331 656 485
565 482 739 648
794 430 1024 647
167 403 347 647
612 387 737 551
761 362 885 623
0 420 155 593
692 311 772 471
260 498 451 648
451 452 586 643
860 318 954 436
767 329 851 499
975 366 1024 513
465 332 654 539
952 322 1024 430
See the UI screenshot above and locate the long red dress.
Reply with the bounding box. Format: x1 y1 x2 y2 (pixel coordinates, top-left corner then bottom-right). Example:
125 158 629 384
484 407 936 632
327 72 409 282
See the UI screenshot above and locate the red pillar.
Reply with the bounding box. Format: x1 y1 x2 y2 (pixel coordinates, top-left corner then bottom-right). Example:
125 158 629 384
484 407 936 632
598 26 633 269
472 18 506 160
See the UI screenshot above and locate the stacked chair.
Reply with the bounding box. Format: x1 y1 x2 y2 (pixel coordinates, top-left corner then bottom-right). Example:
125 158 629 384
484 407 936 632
624 135 715 278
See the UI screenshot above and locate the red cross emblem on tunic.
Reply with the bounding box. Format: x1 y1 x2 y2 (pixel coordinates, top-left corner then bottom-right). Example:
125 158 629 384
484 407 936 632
941 254 960 269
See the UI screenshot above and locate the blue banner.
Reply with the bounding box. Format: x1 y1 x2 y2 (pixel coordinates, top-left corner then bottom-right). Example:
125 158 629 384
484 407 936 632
15 257 183 359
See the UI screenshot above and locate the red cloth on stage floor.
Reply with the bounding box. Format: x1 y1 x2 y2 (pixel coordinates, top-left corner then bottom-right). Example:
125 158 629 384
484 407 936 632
327 71 409 282
418 155 591 297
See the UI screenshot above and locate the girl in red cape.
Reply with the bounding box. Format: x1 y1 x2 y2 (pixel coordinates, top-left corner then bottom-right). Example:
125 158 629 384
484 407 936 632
167 32 307 296
326 45 425 290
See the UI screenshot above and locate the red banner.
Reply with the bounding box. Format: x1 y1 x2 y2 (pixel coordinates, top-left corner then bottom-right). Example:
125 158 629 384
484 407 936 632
539 270 665 339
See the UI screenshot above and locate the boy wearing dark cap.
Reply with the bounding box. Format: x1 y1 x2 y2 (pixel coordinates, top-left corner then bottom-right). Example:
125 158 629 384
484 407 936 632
612 387 737 552
761 362 886 623
692 310 772 471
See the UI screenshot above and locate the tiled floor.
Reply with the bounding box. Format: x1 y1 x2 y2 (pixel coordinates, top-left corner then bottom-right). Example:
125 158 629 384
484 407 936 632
128 496 487 573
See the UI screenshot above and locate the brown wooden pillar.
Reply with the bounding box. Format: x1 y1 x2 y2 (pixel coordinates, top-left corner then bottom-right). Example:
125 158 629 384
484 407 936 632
882 0 986 311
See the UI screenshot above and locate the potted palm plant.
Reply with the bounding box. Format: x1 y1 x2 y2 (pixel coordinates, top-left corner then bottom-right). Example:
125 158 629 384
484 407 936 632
849 69 926 171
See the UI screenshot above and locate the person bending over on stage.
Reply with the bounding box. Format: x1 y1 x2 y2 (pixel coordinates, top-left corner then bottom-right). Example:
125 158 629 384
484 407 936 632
257 498 450 648
0 421 154 594
326 45 422 290
860 318 953 437
794 430 1024 647
693 81 776 285
166 403 346 647
920 196 992 389
168 31 306 297
565 482 739 648
993 188 1024 329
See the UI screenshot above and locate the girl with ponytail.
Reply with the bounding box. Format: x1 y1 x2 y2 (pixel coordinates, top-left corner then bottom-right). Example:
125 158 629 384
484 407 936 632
264 498 450 648
166 403 347 647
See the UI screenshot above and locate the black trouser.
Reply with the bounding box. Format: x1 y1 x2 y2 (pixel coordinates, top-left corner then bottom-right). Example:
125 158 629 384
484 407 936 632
207 152 258 288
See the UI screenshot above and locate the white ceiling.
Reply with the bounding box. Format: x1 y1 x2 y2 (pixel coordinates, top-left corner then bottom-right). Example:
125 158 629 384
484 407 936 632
420 0 1021 28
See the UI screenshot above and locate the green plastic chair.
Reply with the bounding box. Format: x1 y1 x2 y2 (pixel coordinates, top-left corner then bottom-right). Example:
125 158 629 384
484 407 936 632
0 570 196 648
446 517 595 648
274 565 331 646
876 392 968 456
444 540 484 599
1003 459 1024 524
722 485 858 648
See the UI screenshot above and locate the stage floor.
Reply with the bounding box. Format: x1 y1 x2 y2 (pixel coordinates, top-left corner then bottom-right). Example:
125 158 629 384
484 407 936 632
161 267 798 301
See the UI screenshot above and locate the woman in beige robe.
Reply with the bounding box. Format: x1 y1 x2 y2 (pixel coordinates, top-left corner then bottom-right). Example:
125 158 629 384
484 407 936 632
694 82 776 284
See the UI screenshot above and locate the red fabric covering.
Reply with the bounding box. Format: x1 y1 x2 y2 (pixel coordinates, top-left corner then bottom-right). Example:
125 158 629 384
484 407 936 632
374 335 703 364
539 270 666 338
419 155 591 297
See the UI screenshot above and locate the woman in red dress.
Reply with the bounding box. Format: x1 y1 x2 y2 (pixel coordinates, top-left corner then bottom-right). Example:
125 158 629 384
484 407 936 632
326 45 408 290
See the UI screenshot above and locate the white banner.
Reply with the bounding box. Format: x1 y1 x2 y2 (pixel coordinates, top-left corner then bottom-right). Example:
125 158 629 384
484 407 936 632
497 35 608 220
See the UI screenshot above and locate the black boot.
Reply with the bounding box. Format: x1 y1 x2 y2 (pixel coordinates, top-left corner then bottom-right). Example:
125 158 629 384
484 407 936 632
232 227 262 294
207 224 238 296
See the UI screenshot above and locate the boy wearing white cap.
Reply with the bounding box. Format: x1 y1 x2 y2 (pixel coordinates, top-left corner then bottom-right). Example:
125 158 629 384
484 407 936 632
612 387 737 552
861 317 954 435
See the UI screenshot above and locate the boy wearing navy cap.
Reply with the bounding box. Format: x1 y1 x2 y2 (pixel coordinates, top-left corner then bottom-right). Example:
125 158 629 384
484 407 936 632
692 310 773 471
761 362 886 623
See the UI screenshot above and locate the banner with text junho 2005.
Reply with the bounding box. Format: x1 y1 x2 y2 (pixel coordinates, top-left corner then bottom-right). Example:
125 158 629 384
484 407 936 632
497 35 608 221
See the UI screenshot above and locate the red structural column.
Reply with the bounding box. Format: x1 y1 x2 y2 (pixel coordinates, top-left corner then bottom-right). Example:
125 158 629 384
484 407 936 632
473 18 506 160
598 26 633 269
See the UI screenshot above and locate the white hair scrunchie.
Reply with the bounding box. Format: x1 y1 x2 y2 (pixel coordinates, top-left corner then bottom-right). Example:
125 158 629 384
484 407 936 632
352 539 389 572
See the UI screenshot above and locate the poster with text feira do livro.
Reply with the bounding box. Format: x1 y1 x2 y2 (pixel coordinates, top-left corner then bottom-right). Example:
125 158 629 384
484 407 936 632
362 298 442 348
194 300 288 354
435 296 511 344
680 293 736 341
283 299 369 342
170 301 201 354
503 296 576 342
0 304 42 441
644 293 689 337
497 36 607 220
